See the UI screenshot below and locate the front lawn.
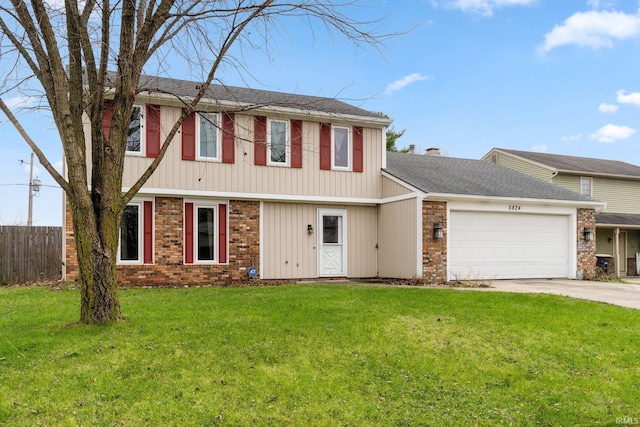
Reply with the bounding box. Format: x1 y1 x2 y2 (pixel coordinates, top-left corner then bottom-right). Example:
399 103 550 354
1 284 639 425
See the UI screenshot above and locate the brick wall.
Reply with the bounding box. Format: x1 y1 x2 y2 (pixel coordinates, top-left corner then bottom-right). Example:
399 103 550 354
576 208 597 278
422 200 447 284
65 197 260 286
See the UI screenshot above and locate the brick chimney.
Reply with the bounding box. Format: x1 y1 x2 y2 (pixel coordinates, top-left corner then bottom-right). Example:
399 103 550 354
425 147 441 156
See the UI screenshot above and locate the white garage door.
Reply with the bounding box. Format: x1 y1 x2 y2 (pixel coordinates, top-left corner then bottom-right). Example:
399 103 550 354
449 211 571 280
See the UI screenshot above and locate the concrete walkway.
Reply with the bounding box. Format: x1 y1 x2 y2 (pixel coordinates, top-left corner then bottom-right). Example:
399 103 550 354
467 278 640 309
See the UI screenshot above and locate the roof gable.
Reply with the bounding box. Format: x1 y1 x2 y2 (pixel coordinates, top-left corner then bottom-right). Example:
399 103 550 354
493 148 640 178
385 152 598 203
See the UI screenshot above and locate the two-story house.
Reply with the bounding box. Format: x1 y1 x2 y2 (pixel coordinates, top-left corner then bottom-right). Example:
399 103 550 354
63 75 392 285
63 76 602 285
483 148 640 277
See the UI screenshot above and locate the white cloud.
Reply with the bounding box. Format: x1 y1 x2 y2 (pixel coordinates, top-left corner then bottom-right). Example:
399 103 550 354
616 89 640 105
384 73 429 96
598 102 618 113
589 124 636 143
532 144 547 152
539 10 640 53
442 0 537 16
561 134 582 141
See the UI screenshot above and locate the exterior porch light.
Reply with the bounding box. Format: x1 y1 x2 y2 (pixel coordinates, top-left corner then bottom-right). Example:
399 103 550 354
583 227 593 241
307 224 313 235
434 223 444 240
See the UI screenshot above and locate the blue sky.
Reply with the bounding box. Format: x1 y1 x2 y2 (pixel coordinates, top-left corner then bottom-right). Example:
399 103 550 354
1 0 640 225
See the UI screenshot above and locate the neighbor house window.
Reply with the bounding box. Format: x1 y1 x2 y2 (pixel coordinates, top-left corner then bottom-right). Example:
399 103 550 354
127 105 144 154
332 126 351 169
119 203 142 263
196 205 217 263
580 177 592 197
197 113 220 160
268 119 289 166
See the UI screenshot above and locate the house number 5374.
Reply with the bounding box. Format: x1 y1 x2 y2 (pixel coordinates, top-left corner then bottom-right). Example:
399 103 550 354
508 205 521 211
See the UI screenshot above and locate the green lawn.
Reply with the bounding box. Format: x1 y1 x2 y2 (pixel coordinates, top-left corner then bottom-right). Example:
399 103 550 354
1 284 639 426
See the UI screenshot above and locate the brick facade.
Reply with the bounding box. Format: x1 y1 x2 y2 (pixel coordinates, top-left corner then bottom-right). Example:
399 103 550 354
576 208 597 278
421 200 448 284
65 197 260 286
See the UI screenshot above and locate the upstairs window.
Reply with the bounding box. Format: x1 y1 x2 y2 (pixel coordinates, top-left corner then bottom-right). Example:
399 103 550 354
332 126 351 170
127 105 145 154
580 177 592 197
268 119 289 166
197 113 220 161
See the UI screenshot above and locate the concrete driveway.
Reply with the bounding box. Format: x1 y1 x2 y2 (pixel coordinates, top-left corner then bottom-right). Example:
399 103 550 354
469 278 640 309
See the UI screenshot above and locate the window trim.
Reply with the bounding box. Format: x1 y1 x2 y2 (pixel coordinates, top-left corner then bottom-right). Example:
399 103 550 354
331 125 352 171
267 118 290 167
196 112 221 162
117 198 154 265
580 177 593 197
125 104 146 156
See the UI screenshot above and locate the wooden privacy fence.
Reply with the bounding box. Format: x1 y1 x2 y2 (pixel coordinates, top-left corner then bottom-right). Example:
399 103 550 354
0 226 62 284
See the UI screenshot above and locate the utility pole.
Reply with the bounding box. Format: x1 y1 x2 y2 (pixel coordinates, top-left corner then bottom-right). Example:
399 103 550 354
18 152 34 226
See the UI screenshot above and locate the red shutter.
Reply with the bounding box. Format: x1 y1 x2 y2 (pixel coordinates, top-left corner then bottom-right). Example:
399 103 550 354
102 100 114 141
146 104 161 158
221 112 235 164
291 119 303 169
182 111 196 161
218 204 227 263
254 116 267 166
353 126 363 173
184 202 194 264
143 201 153 264
319 123 331 170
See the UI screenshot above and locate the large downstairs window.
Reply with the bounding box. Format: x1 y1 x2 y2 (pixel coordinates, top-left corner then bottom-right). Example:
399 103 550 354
118 199 153 264
184 201 228 264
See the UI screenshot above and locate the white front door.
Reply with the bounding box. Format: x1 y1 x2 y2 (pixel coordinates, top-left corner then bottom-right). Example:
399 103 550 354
318 209 347 276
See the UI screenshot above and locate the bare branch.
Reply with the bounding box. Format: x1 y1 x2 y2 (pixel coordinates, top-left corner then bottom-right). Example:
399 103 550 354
0 98 71 194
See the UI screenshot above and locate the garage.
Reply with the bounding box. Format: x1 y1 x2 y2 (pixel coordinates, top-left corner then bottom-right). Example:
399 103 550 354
448 210 572 280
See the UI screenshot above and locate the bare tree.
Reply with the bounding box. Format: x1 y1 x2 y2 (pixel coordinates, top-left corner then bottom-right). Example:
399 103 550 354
0 0 388 323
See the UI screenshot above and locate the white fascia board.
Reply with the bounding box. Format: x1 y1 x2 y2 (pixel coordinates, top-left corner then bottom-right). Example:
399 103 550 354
596 223 640 230
128 187 380 206
131 91 393 128
424 192 606 210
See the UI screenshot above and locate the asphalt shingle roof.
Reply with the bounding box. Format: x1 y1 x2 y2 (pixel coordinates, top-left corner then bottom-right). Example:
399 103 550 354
496 148 640 178
106 72 388 121
596 212 640 226
385 152 598 202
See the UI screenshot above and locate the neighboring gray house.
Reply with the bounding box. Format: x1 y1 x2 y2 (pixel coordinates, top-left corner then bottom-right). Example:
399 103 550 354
381 152 603 282
484 148 640 277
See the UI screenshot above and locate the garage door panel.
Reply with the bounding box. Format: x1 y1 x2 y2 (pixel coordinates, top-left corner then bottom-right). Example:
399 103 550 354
449 211 571 280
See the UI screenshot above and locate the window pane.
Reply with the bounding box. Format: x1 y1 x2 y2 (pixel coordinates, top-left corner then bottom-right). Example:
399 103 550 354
323 215 340 244
200 113 218 158
127 106 142 152
270 121 287 163
334 128 349 168
580 178 591 195
197 207 216 261
120 205 139 261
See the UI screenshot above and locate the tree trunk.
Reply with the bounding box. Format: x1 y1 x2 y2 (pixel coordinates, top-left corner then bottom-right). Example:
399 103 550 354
69 196 123 323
